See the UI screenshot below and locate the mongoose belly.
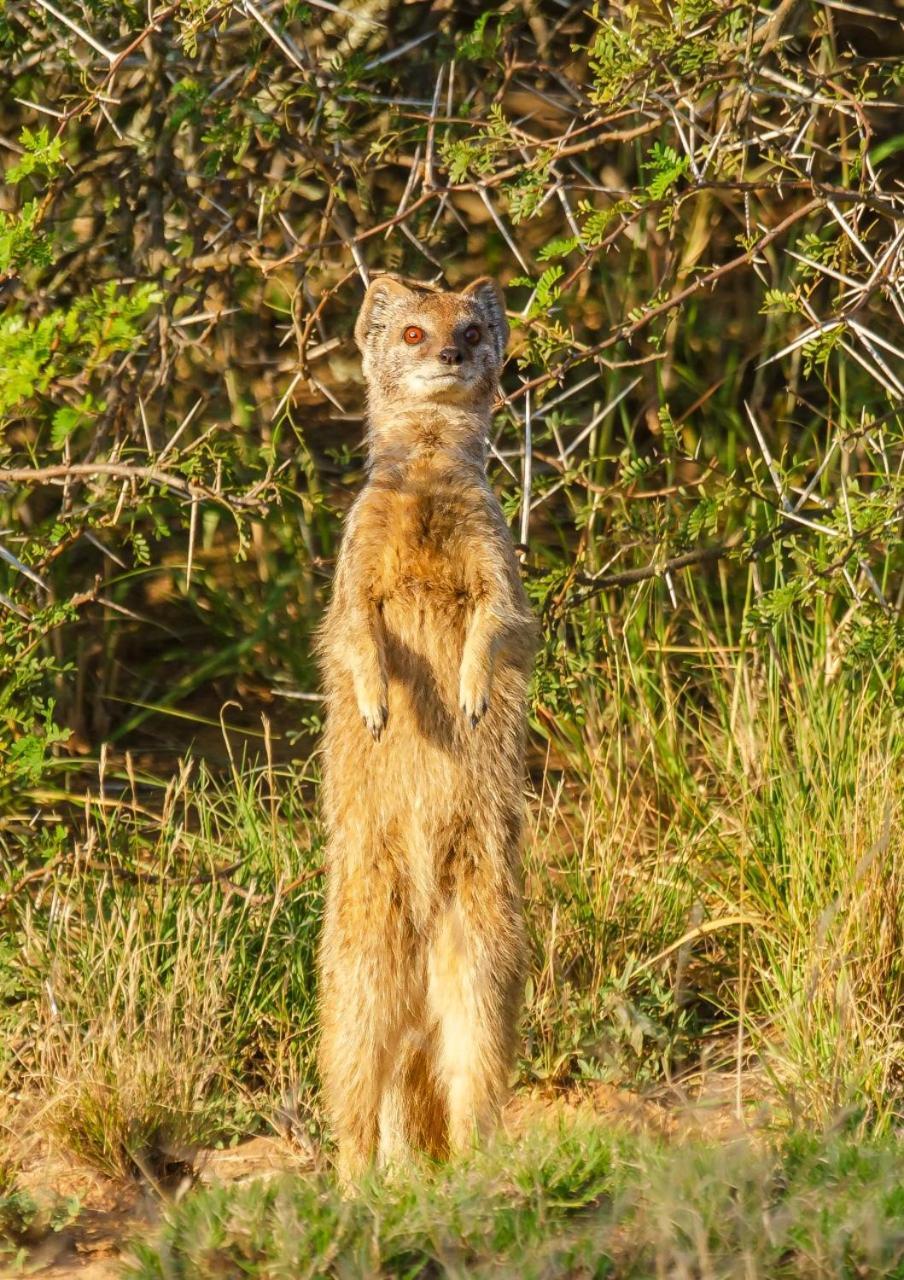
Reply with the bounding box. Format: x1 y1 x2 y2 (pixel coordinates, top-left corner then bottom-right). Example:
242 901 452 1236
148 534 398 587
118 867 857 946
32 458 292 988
381 582 468 711
322 585 525 833
321 577 527 933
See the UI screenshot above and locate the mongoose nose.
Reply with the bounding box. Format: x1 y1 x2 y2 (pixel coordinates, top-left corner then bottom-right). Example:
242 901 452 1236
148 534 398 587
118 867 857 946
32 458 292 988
438 346 463 366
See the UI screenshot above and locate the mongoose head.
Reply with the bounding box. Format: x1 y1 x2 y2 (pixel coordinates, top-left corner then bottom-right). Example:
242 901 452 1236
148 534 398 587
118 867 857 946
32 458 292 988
354 276 509 410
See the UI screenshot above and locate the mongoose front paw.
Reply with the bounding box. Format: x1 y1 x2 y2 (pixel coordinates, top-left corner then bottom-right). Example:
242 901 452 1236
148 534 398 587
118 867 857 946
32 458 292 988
360 699 388 741
353 667 388 742
459 673 490 729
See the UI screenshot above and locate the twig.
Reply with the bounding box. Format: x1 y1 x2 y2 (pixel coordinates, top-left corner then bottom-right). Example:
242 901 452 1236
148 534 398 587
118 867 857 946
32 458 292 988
0 464 267 511
566 537 745 604
242 0 307 74
30 0 115 62
519 388 533 549
631 915 766 980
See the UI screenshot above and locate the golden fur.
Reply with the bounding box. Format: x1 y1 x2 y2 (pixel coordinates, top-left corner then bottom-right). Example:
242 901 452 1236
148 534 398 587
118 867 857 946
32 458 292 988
316 276 537 1183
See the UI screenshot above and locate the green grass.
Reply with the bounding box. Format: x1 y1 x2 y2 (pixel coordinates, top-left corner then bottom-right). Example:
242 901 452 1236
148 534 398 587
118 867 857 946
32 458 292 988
122 1122 904 1279
1 574 901 1279
2 590 900 1189
524 590 903 1128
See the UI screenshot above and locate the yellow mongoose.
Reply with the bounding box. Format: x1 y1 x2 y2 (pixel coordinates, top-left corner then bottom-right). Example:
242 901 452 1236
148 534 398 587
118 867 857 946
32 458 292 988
317 276 537 1182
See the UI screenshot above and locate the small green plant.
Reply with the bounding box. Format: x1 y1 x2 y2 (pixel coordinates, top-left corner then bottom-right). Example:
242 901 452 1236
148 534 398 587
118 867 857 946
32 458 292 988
121 1123 904 1279
0 1179 80 1266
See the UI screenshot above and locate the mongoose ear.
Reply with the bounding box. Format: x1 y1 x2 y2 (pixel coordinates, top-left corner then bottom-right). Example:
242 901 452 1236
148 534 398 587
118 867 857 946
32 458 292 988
354 276 412 351
462 277 509 356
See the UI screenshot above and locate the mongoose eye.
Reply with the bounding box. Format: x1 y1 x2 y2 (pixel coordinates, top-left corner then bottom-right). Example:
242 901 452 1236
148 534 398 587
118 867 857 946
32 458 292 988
403 325 425 345
463 324 481 345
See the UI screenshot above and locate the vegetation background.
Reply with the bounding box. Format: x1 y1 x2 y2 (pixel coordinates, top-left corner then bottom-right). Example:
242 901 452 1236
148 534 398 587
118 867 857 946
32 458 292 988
1 0 902 1273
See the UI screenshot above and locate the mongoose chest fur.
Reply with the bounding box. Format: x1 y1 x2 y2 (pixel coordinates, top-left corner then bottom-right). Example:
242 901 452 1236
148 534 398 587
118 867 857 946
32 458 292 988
316 275 537 1183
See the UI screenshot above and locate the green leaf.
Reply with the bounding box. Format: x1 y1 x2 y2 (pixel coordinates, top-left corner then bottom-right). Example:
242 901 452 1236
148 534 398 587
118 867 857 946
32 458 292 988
538 236 580 262
50 397 101 449
7 125 64 183
642 142 690 201
0 201 52 275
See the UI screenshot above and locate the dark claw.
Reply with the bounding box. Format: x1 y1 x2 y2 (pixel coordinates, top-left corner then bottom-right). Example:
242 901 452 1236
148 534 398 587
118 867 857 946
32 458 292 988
364 705 387 742
463 697 489 729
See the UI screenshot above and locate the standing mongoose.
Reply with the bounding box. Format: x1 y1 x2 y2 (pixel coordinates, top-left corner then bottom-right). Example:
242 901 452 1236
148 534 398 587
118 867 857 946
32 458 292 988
317 275 537 1183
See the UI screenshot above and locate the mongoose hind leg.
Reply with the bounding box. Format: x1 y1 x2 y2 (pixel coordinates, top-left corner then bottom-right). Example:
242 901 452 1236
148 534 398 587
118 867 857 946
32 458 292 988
378 1028 448 1170
319 1013 383 1185
318 847 412 1186
319 985 388 1185
427 850 524 1154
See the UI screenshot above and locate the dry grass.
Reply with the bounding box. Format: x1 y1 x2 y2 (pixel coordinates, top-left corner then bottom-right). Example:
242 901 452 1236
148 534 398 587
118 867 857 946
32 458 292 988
2 597 900 1203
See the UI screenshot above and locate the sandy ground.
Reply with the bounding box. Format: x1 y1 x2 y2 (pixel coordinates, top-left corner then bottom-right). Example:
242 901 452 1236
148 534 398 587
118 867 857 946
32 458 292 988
5 1079 754 1277
6 1134 314 1278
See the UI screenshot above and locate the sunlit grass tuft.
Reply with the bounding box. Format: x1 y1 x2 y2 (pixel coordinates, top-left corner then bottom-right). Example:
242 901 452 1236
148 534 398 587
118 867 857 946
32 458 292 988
524 572 903 1129
3 756 323 1179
